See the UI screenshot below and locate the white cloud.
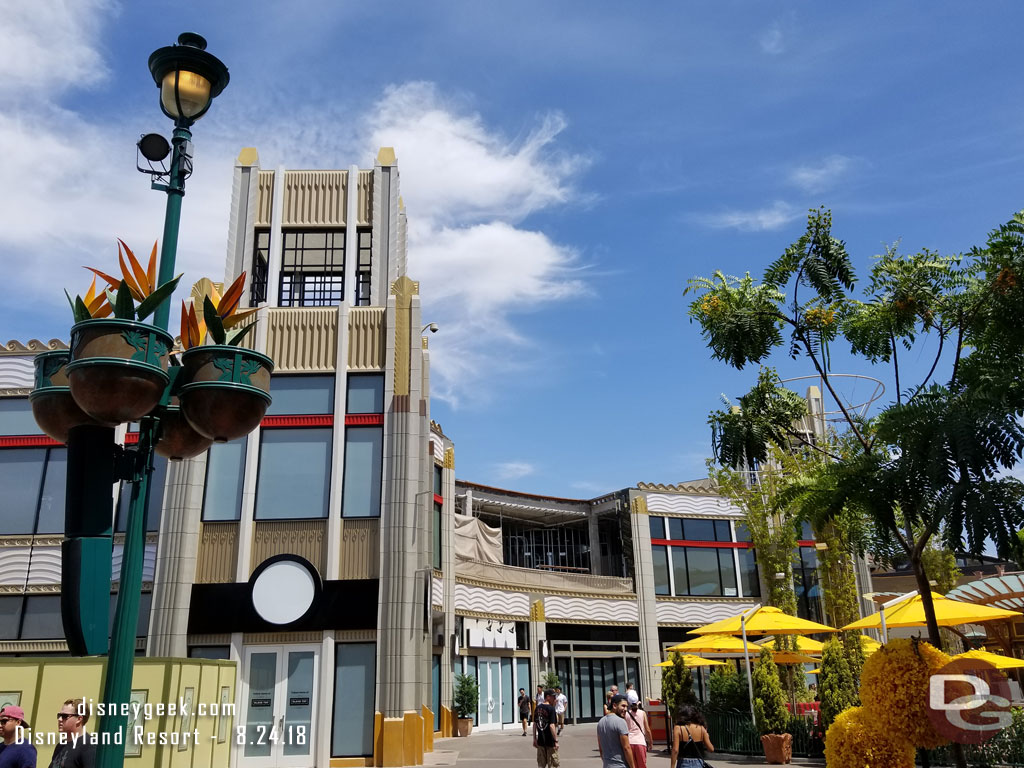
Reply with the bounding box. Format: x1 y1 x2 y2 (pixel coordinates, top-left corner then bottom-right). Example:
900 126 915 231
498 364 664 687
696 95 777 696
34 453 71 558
697 201 800 232
492 461 536 481
759 23 785 55
789 154 854 193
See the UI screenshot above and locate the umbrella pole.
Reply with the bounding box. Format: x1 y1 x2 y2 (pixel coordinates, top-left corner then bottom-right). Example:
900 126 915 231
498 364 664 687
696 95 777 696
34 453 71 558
742 616 756 727
880 606 888 643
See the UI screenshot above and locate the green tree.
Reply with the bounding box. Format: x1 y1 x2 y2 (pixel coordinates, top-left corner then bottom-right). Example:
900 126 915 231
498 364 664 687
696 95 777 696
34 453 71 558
661 652 697 720
707 663 747 712
752 647 789 735
818 638 858 731
453 673 479 719
687 209 1024 768
540 670 561 690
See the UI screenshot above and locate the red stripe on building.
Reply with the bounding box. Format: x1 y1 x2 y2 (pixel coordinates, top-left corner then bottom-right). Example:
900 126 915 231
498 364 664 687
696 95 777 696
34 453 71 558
345 414 384 426
0 435 62 448
434 494 444 505
650 539 751 549
125 432 140 444
261 415 335 428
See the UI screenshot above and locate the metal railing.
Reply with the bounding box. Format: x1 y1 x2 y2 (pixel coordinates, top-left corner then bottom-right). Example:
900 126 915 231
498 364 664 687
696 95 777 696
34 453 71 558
702 711 824 759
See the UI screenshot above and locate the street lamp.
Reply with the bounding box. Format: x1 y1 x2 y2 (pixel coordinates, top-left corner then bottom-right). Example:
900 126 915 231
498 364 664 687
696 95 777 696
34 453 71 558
30 33 238 768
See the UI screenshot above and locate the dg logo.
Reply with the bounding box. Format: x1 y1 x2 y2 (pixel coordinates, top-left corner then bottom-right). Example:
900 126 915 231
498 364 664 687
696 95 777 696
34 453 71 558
927 658 1013 744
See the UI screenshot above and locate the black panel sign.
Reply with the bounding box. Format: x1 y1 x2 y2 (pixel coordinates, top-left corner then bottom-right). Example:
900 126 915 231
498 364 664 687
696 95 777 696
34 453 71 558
289 697 310 707
250 698 272 707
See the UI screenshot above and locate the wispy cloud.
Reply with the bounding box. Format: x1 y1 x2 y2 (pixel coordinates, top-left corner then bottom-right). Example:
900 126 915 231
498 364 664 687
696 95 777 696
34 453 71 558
759 23 785 55
696 201 800 232
492 461 536 481
789 154 855 193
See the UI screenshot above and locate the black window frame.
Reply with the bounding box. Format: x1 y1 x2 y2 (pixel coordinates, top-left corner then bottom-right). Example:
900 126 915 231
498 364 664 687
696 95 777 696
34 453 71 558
279 229 347 307
250 228 270 305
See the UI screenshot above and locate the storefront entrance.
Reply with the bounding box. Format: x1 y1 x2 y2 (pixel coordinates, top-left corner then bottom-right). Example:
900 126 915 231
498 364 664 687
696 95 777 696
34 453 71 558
476 656 512 730
240 644 320 767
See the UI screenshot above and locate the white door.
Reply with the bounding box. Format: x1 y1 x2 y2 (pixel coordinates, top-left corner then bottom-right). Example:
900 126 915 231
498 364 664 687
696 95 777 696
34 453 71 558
241 645 320 768
477 657 501 730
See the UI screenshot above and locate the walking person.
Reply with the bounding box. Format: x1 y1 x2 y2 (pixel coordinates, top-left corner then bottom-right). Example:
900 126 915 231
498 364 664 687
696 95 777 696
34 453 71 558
596 694 635 768
532 689 559 768
624 691 652 768
554 686 567 734
671 706 715 768
603 684 619 715
49 699 95 767
518 688 532 736
0 705 36 768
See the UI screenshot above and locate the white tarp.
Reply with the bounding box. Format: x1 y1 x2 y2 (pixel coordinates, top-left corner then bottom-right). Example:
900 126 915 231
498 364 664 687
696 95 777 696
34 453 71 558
454 512 503 564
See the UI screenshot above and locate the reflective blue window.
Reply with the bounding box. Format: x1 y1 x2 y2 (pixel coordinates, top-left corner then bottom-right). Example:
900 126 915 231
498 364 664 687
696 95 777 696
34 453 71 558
342 427 382 517
346 374 383 414
203 438 247 521
266 376 335 415
255 428 332 519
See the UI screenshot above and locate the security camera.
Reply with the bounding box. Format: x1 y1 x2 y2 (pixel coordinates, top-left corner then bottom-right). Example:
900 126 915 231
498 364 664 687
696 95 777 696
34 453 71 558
422 323 439 334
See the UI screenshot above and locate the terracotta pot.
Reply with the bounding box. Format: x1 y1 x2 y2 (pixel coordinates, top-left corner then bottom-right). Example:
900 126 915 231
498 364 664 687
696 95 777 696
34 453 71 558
155 404 213 461
456 718 473 737
178 346 273 442
66 319 172 426
761 733 792 764
29 350 97 442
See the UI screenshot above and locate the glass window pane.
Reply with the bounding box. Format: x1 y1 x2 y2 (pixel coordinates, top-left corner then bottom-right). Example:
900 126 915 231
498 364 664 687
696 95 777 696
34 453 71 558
666 518 683 540
649 516 665 540
256 429 332 519
36 448 67 534
800 521 814 540
501 657 513 724
685 548 722 596
107 592 152 637
244 651 278 757
683 519 715 541
333 643 376 756
116 457 167 532
284 651 315 756
714 520 731 542
21 595 63 639
0 448 45 534
342 427 382 518
433 502 442 570
738 548 761 598
266 376 335 416
346 374 383 414
719 549 738 597
202 438 247 521
0 596 22 640
433 465 442 496
671 548 689 596
188 645 230 660
0 398 40 435
652 546 670 596
432 655 441 726
735 523 752 542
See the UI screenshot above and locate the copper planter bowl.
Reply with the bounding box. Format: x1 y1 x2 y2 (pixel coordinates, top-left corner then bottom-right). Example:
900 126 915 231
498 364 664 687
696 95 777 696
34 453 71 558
155 404 214 461
30 350 98 442
65 319 173 426
179 346 273 442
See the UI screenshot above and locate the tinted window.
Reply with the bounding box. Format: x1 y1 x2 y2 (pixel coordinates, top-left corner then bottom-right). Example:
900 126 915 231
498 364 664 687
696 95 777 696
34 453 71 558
735 523 752 542
649 516 665 540
0 448 47 534
346 375 384 414
684 548 721 596
266 376 335 415
255 428 332 519
342 427 382 518
683 519 716 541
36 448 68 534
666 518 683 540
116 456 167 532
671 548 689 596
21 595 64 639
714 520 732 542
719 549 738 597
0 398 40 435
203 438 247 521
652 546 670 596
738 548 761 598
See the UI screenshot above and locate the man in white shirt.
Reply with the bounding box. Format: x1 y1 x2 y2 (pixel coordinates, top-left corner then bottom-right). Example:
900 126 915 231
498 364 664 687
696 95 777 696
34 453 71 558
554 686 568 734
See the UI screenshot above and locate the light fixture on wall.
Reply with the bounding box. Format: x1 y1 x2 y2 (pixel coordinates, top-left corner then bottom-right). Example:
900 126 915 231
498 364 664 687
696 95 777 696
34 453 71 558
541 639 549 659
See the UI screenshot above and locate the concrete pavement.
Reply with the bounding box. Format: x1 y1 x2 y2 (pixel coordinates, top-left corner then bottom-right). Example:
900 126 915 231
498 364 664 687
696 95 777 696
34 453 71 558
424 721 825 768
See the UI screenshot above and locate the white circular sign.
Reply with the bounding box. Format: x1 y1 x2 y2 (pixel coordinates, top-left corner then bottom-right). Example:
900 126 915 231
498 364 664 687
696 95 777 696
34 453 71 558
251 559 317 625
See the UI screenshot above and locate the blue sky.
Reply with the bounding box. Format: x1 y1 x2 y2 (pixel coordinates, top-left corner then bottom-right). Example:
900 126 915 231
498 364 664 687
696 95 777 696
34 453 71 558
3 2 1023 497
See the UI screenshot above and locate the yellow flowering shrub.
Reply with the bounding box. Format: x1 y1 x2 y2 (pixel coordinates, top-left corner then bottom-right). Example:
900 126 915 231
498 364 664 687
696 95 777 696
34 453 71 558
825 706 915 768
860 638 951 749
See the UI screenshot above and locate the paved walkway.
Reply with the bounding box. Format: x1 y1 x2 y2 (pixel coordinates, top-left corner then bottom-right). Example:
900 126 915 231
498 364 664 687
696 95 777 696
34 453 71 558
425 722 825 768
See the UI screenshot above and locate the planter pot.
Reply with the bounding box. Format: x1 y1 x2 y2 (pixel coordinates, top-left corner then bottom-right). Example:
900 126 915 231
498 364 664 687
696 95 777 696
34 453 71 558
761 733 792 764
456 718 473 737
178 346 273 442
66 319 173 426
29 350 97 442
155 404 213 461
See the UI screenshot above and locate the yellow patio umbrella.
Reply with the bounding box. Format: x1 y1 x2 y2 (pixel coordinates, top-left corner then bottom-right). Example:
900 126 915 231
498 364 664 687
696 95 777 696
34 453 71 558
859 635 881 655
953 649 1024 670
667 634 762 654
653 655 727 667
769 651 819 665
692 605 839 637
761 636 825 655
843 592 1022 632
808 668 821 675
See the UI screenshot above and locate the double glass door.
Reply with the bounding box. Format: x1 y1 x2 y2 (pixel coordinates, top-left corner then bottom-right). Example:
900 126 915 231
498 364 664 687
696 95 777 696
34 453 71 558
242 644 319 767
476 657 514 729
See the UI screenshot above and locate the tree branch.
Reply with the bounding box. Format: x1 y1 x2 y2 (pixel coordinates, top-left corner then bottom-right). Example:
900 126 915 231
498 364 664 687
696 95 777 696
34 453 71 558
780 426 843 461
949 320 965 389
799 331 872 453
906 330 945 404
891 332 901 405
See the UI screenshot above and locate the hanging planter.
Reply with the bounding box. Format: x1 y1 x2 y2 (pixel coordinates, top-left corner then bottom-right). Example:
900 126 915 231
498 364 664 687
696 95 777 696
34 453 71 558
176 272 270 443
63 240 182 426
29 350 97 442
66 319 173 426
178 345 272 441
155 402 213 460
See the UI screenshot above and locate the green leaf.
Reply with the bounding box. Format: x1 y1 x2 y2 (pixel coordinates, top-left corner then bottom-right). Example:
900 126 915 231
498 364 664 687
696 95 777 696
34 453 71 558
112 280 134 319
67 290 90 323
226 320 258 347
203 295 226 344
135 273 183 322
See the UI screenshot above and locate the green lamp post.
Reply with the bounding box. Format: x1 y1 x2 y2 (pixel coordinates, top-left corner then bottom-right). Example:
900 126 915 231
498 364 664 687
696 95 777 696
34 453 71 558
95 33 228 768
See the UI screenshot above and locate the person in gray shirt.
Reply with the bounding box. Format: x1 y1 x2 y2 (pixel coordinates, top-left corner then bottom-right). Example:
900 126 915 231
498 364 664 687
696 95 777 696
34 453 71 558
596 694 635 768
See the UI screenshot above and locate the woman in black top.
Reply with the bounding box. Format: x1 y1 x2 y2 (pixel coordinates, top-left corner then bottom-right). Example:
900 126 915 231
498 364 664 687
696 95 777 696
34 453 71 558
670 705 714 768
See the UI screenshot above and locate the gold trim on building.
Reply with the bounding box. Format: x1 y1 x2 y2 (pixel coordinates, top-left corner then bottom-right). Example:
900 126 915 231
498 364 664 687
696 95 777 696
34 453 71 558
196 522 239 584
529 600 545 622
1 339 68 355
443 447 455 470
251 520 327 575
256 170 274 227
390 277 418 397
630 497 649 515
348 307 386 370
282 170 348 227
455 609 530 622
266 307 338 372
338 518 380 580
243 632 322 644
